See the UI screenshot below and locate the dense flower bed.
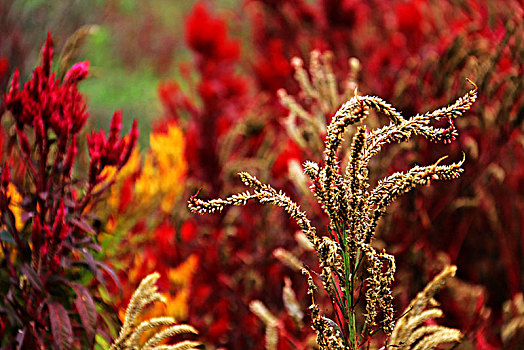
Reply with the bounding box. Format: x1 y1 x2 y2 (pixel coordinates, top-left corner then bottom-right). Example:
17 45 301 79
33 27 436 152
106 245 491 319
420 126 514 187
0 1 522 349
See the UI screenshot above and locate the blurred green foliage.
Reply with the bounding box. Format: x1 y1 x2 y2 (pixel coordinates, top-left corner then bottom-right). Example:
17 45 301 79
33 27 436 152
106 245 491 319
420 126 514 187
79 26 161 147
4 0 246 148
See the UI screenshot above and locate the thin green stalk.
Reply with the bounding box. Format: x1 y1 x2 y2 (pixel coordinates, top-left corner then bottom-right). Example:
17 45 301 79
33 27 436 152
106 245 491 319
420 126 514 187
340 226 357 349
329 274 347 320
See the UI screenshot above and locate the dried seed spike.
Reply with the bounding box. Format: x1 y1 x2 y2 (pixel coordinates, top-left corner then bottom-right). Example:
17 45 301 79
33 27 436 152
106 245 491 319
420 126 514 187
143 325 198 349
422 83 477 121
250 300 280 350
122 273 163 334
292 56 317 100
343 57 361 95
303 160 319 180
366 157 465 227
411 329 462 350
278 88 315 123
238 171 265 190
320 51 339 110
345 126 368 196
283 277 304 325
273 248 303 271
302 268 317 296
359 95 404 125
153 341 201 350
126 317 177 347
389 266 461 350
58 25 99 80
111 273 198 350
250 300 278 327
189 172 320 248
187 70 475 349
265 325 278 350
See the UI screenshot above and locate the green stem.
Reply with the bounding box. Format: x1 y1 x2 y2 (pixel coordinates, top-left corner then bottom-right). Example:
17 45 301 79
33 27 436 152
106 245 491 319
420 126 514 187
341 225 357 349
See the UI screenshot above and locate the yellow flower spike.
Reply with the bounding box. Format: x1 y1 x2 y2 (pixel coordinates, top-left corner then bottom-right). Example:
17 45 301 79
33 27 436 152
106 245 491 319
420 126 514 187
166 289 190 321
146 123 187 213
167 255 198 287
6 183 24 232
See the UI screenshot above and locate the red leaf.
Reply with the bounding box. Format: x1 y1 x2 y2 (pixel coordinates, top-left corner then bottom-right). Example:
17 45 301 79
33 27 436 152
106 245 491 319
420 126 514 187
69 282 97 345
69 217 96 235
20 264 42 292
48 302 73 350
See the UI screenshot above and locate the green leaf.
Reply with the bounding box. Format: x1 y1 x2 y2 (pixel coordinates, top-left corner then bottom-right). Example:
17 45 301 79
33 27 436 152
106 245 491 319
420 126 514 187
2 210 17 238
48 302 73 350
95 333 110 350
97 284 110 303
0 229 15 244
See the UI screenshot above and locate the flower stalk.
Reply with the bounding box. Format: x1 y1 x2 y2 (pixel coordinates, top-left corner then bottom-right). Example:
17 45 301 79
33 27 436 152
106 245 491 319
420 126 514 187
189 77 477 348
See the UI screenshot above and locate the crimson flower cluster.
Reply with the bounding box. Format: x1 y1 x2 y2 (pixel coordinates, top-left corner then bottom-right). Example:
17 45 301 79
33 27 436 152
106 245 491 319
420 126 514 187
87 110 138 187
0 33 138 349
160 2 248 188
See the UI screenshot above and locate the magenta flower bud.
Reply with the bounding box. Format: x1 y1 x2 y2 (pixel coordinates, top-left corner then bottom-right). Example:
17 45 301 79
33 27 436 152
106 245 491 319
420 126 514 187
40 242 48 257
33 115 45 146
1 164 10 188
58 224 69 240
121 119 139 167
8 68 19 94
4 69 22 118
52 255 60 270
63 136 77 177
108 110 123 145
17 129 32 155
64 61 90 85
42 32 53 77
32 215 43 252
53 201 66 239
87 131 105 160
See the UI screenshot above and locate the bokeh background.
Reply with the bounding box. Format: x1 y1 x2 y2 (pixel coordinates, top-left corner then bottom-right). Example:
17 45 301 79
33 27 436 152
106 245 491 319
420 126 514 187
1 0 522 348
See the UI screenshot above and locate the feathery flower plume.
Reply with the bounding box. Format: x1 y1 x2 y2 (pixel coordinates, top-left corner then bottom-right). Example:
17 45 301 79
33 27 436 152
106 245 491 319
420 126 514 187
189 60 476 348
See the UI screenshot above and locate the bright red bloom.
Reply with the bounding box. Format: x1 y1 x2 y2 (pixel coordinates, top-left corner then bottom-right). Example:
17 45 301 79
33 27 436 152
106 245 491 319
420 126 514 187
271 140 302 179
4 43 88 136
0 57 8 80
185 2 240 62
86 111 138 183
395 0 423 34
253 39 292 92
153 221 177 259
64 61 89 85
322 0 361 28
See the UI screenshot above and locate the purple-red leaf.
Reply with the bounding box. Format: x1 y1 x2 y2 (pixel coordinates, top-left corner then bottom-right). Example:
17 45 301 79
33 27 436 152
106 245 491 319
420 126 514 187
95 261 122 295
69 282 97 345
20 263 43 292
69 217 96 235
48 302 73 350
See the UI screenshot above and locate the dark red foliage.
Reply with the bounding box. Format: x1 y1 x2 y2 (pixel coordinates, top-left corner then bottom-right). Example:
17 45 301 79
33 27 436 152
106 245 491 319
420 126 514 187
160 3 249 193
247 0 523 347
119 3 319 348
253 39 292 93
